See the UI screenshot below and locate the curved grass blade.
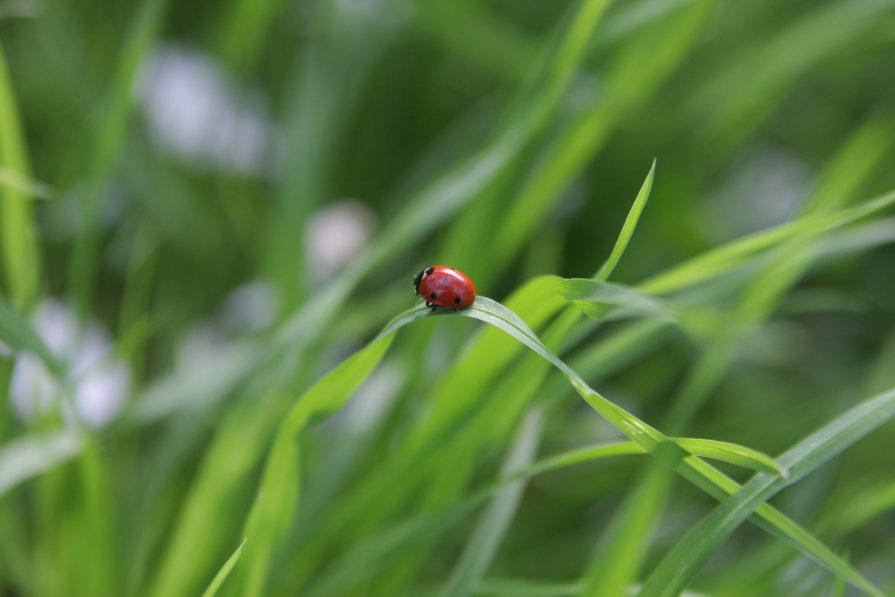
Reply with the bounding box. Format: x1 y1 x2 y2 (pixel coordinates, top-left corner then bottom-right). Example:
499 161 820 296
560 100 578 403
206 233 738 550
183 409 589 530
639 386 895 597
673 438 786 478
201 538 247 597
461 298 879 593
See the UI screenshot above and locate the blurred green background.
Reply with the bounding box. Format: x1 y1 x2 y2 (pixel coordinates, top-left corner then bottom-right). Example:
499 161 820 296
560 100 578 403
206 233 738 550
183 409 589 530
1 0 895 595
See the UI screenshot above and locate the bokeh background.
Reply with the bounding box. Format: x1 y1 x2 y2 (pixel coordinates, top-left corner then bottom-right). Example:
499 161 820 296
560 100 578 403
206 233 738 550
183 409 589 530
1 0 895 595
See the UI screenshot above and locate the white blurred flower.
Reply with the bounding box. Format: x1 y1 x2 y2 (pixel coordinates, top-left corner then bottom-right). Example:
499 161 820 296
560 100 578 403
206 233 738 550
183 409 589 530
176 281 279 370
708 147 811 238
10 300 130 428
220 281 278 333
138 43 272 175
305 200 377 280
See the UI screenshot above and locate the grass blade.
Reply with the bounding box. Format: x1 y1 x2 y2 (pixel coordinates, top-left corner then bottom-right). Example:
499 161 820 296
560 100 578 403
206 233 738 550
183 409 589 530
234 308 429 597
68 0 169 318
596 159 656 280
0 431 82 497
441 408 543 597
0 41 39 308
0 299 65 379
201 538 247 597
639 386 895 597
639 188 895 295
673 438 786 477
461 297 879 592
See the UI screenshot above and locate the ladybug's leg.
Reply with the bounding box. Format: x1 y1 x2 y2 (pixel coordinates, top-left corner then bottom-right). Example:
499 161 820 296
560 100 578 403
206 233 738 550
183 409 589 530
424 301 431 308
429 304 437 312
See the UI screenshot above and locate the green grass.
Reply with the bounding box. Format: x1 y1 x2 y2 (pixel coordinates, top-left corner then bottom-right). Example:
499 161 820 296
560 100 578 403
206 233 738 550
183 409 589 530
2 0 895 596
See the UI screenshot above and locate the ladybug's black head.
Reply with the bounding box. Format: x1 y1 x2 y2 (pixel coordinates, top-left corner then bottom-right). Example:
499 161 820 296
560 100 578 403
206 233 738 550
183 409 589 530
412 267 435 296
412 270 424 295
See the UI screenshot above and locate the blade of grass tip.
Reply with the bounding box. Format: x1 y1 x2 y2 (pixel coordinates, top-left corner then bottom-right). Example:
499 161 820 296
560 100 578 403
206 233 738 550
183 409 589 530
595 159 656 281
442 408 543 597
0 41 39 309
68 0 169 319
201 538 247 597
460 298 879 592
639 385 895 597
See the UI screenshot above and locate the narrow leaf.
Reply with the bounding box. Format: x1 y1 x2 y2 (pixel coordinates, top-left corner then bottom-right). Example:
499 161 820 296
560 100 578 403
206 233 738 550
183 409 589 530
201 538 247 597
596 159 656 280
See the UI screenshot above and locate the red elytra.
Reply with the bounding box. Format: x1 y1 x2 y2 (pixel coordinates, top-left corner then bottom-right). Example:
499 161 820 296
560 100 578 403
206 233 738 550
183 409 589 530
413 265 476 310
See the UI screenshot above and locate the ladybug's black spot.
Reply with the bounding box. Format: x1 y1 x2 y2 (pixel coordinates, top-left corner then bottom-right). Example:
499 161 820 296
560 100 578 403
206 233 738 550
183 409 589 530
454 296 461 305
430 292 437 300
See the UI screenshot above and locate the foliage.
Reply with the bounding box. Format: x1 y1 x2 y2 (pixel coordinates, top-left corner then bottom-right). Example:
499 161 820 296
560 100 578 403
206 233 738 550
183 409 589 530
1 1 895 596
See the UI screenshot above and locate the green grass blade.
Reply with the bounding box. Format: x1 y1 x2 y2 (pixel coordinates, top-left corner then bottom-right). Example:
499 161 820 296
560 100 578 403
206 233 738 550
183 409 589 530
596 159 656 280
562 277 676 323
68 0 169 318
639 386 895 597
639 188 895 295
480 1 714 281
0 41 39 308
234 308 429 597
460 298 879 592
201 538 247 597
0 431 82 496
296 397 810 593
673 438 786 477
694 0 895 151
0 299 65 379
441 408 543 597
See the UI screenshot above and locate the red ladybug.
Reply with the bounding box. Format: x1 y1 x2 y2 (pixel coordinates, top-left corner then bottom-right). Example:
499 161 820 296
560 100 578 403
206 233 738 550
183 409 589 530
413 265 476 311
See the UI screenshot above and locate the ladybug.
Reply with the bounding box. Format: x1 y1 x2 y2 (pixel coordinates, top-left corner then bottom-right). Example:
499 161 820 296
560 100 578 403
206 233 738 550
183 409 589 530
413 265 476 311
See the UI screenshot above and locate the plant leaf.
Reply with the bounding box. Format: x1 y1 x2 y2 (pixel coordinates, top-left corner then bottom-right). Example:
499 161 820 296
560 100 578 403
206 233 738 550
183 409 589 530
201 538 247 597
